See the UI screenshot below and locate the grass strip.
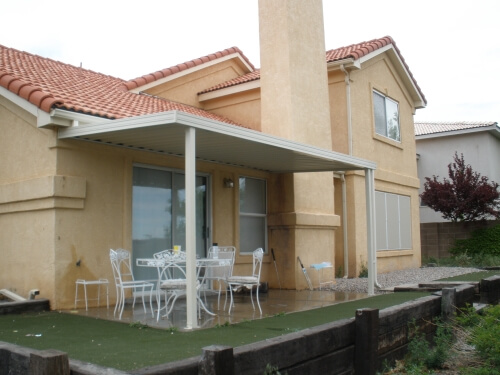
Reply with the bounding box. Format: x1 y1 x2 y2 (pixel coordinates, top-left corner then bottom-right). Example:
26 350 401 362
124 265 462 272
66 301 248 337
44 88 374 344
0 292 428 371
438 270 499 282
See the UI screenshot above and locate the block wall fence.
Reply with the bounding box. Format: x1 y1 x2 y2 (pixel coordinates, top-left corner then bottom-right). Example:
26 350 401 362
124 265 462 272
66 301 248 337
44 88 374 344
420 220 499 260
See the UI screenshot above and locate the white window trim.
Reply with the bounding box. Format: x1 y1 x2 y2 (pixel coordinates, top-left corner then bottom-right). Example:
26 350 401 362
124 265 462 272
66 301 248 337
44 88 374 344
375 191 412 251
373 90 401 143
239 176 267 255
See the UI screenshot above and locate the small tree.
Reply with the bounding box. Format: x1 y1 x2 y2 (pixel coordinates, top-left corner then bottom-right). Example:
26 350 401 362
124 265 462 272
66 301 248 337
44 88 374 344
420 152 500 222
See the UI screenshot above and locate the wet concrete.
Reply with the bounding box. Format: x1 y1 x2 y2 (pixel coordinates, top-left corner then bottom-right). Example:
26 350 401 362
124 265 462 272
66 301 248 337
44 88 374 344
68 288 369 331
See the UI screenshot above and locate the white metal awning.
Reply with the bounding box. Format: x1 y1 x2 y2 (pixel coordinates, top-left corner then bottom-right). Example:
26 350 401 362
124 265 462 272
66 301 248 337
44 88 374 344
57 110 376 173
57 109 378 329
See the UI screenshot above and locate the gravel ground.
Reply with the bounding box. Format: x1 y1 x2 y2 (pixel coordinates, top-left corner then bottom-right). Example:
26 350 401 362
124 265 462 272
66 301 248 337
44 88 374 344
331 267 483 294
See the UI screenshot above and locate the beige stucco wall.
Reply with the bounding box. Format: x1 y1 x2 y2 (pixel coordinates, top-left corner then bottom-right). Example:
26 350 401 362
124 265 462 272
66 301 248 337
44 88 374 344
1 27 424 309
141 58 251 109
0 95 275 308
200 89 262 132
329 53 421 277
0 98 59 303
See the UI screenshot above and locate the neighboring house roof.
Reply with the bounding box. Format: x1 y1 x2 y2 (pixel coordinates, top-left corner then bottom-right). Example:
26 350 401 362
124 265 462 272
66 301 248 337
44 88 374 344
0 44 242 125
198 36 427 107
415 121 500 138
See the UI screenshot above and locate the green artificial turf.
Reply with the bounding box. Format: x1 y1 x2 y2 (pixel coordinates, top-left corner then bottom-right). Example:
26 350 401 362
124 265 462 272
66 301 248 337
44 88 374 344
439 270 499 282
0 292 429 371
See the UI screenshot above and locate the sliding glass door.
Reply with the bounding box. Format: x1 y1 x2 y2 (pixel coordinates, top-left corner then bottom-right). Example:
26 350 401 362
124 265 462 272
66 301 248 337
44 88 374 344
132 165 209 279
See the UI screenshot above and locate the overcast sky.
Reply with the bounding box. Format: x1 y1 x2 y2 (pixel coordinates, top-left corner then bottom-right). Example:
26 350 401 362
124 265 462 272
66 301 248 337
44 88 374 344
2 0 499 123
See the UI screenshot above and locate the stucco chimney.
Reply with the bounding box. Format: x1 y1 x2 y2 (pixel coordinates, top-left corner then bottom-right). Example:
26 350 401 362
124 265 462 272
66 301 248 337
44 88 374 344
259 0 332 149
259 0 337 290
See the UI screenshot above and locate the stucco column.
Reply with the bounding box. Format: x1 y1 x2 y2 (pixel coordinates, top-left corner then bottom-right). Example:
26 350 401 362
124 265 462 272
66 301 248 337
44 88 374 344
259 0 338 289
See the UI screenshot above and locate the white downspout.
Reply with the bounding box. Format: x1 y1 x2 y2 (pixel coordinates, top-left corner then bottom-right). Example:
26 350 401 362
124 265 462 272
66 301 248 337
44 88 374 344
340 64 353 156
365 168 381 294
339 64 352 279
340 172 348 278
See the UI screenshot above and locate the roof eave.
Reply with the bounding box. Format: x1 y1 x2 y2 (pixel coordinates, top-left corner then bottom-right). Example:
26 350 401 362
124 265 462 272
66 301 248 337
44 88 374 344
326 58 361 71
58 110 376 173
337 45 426 109
129 52 254 94
415 124 500 140
198 80 261 102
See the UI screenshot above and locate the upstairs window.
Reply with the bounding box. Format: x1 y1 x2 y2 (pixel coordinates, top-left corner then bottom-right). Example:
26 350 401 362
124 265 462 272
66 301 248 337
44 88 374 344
373 90 400 142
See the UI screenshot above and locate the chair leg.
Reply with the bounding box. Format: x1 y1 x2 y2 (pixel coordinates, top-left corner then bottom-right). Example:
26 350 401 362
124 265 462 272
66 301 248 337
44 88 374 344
74 283 78 310
156 290 163 322
148 286 154 317
223 283 231 311
249 288 255 311
140 286 147 314
113 286 120 316
118 289 126 320
228 285 234 314
256 285 262 314
217 282 222 310
83 283 89 311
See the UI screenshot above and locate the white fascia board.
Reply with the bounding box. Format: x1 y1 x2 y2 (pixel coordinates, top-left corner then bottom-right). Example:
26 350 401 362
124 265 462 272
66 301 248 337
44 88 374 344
490 124 500 139
360 45 426 109
39 109 110 128
58 110 178 138
58 110 376 171
198 80 260 102
0 87 104 129
326 58 361 71
129 53 254 94
0 86 39 117
174 112 376 170
415 125 499 140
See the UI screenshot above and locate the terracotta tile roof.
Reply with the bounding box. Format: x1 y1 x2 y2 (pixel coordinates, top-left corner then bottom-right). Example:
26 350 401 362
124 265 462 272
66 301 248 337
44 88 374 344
325 36 395 61
199 69 261 94
0 44 243 125
414 121 498 136
123 47 255 91
199 36 427 106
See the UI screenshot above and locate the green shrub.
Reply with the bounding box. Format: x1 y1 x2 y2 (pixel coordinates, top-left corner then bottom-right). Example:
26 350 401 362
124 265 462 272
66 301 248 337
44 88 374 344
468 305 500 369
264 364 287 375
405 318 452 371
358 262 368 278
451 224 500 256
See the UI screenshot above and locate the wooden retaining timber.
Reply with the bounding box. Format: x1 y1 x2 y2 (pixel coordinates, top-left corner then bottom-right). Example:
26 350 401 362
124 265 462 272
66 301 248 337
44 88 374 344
1 276 499 375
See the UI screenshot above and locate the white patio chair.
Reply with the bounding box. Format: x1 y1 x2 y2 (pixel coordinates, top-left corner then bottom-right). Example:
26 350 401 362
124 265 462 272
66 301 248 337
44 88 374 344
205 246 235 309
109 248 154 320
155 258 189 322
226 248 264 314
153 249 199 321
153 249 216 320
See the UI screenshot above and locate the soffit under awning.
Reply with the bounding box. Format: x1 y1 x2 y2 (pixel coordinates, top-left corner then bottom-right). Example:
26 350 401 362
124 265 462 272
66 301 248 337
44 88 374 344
57 110 376 174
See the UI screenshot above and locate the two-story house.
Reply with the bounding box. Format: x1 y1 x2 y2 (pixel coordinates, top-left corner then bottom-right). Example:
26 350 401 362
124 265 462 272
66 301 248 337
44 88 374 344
0 1 426 322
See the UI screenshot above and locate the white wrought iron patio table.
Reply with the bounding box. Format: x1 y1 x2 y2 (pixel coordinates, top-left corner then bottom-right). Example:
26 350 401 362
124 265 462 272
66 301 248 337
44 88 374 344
136 257 231 317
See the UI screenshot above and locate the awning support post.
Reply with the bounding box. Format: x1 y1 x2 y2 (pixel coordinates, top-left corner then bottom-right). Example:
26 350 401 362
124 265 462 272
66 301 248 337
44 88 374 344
185 127 198 329
365 168 377 295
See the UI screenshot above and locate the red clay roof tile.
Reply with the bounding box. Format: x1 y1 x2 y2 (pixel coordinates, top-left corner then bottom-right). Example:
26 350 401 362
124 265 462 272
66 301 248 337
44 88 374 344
199 36 426 106
0 44 244 125
122 46 255 91
1 37 425 124
199 70 261 94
